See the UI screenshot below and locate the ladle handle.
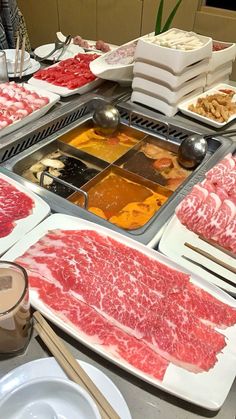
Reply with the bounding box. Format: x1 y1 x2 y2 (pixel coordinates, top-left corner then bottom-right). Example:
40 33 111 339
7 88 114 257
204 129 236 139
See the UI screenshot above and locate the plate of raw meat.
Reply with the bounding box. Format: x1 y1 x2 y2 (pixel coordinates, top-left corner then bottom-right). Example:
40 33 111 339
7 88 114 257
3 213 236 410
159 152 236 294
28 53 103 97
0 171 50 255
0 82 60 137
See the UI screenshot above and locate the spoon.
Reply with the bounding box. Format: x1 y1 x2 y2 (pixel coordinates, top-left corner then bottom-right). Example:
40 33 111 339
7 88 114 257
178 129 236 169
92 103 120 135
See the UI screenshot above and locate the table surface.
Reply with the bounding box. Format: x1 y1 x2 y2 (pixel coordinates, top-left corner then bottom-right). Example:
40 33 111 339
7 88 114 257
0 80 236 419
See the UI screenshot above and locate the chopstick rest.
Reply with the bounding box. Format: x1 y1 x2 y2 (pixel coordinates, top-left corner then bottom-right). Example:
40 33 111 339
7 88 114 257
33 311 120 419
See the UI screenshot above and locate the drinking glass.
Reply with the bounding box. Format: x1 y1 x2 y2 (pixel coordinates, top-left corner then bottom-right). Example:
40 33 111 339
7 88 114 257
0 261 32 357
0 50 9 82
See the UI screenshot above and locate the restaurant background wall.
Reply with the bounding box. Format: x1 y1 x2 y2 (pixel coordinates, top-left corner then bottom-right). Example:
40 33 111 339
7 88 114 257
18 0 60 47
97 0 143 45
57 0 96 40
17 0 236 80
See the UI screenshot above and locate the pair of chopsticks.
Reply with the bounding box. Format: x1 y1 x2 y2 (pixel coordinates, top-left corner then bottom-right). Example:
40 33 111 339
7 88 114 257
14 34 26 79
184 242 236 274
33 311 120 419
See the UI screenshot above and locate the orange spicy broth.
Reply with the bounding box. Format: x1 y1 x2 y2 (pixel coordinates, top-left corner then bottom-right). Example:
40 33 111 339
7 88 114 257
69 173 172 230
59 125 144 163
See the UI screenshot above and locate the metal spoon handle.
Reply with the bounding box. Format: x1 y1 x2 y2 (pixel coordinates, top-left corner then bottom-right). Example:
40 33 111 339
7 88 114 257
204 129 236 139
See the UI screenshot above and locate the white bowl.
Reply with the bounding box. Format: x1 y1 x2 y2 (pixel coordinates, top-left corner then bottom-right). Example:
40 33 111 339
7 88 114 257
135 28 212 74
90 33 154 85
4 49 31 73
0 377 101 419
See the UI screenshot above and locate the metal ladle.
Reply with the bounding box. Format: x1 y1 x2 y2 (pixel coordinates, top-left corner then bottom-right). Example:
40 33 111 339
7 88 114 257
178 129 236 169
92 103 120 136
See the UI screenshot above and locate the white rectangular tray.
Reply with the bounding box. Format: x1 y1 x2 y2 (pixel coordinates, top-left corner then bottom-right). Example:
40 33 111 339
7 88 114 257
0 172 50 255
135 28 212 73
3 213 236 410
178 83 236 127
132 74 206 105
209 40 236 71
159 215 236 295
133 59 209 89
0 84 60 138
131 87 203 117
28 67 102 97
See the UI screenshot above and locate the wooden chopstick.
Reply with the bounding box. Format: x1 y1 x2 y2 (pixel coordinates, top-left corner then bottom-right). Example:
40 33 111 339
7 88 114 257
198 235 236 260
14 34 20 78
33 311 120 419
184 242 236 274
19 36 26 80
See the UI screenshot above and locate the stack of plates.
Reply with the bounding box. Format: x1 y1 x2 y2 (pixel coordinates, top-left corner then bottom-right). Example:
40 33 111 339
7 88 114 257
131 28 212 117
205 40 236 90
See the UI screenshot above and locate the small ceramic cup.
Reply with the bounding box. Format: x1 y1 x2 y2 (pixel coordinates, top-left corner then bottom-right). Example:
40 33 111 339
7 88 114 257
4 49 31 74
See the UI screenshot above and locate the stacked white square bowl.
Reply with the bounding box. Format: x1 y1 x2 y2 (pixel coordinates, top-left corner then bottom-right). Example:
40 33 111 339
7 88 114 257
131 28 212 117
205 40 236 90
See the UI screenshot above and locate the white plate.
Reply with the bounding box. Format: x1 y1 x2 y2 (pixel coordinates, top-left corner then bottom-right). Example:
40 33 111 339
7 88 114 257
90 34 153 85
34 43 84 61
28 62 103 97
3 213 236 410
34 41 117 62
0 83 60 137
159 216 236 295
178 83 236 127
8 58 40 78
0 171 50 255
0 358 131 419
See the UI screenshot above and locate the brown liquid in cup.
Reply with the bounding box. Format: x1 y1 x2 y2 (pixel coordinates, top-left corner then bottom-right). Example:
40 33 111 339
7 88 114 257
0 264 32 355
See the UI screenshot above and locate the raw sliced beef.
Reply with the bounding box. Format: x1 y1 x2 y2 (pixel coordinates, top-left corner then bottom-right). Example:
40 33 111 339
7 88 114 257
15 229 236 374
217 216 236 253
43 229 190 294
206 153 234 184
219 170 236 194
193 193 222 235
34 53 99 90
200 179 216 193
30 274 168 380
171 282 236 328
176 185 208 227
176 153 236 254
204 200 235 239
0 177 34 238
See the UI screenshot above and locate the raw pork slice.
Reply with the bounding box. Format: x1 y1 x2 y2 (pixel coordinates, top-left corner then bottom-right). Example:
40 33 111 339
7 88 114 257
15 229 236 374
0 177 34 238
